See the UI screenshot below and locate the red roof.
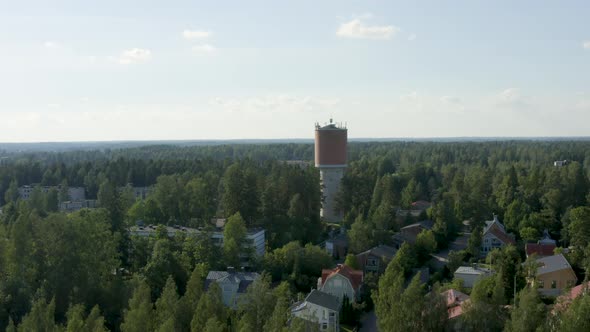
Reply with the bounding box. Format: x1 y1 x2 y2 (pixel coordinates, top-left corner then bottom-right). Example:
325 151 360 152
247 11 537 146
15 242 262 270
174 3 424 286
321 264 363 291
525 243 556 257
565 281 590 301
488 224 516 245
554 281 590 313
440 289 470 319
447 304 466 319
441 289 470 307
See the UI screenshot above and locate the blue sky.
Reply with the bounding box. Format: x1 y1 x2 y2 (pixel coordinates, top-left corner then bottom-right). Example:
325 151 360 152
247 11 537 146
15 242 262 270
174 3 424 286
1 0 589 141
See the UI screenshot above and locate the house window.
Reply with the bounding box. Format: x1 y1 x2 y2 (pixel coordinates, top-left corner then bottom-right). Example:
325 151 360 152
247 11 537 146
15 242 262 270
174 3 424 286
333 279 342 287
368 258 377 266
538 280 544 288
551 280 557 289
329 312 335 317
322 323 328 330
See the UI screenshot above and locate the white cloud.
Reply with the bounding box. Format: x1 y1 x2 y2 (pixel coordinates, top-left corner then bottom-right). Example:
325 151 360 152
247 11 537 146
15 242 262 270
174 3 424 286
44 41 59 49
498 88 523 103
583 41 590 50
399 91 418 102
117 48 151 65
209 95 340 113
440 96 461 104
192 44 216 54
408 33 417 41
183 29 211 40
337 19 398 40
494 88 532 109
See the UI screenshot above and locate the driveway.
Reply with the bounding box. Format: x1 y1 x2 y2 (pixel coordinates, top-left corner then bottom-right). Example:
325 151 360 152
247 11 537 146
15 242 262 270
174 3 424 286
359 310 377 332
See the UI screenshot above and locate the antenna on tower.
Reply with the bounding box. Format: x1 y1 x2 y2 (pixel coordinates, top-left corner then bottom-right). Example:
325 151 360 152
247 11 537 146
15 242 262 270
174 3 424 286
329 117 333 124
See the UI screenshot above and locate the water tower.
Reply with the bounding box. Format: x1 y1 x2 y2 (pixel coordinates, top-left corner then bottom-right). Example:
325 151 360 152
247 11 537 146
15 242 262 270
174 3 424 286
315 119 347 223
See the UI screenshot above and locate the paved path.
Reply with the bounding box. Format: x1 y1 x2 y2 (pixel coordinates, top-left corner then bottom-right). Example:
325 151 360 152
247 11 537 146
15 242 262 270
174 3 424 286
431 232 470 270
359 310 377 332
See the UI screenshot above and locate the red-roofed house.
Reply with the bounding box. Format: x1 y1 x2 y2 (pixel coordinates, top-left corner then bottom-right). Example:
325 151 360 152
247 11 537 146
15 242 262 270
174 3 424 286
525 243 557 258
441 289 470 320
525 230 557 258
553 281 590 315
318 264 363 302
481 215 515 256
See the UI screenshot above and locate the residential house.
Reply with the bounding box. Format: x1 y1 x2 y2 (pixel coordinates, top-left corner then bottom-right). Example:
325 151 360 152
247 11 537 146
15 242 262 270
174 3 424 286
59 199 97 212
18 185 86 201
396 201 431 220
392 220 434 248
481 215 515 256
534 254 577 297
204 268 260 308
441 289 470 320
355 245 397 275
553 281 590 314
525 230 557 258
291 290 340 332
318 264 363 302
129 225 266 259
454 265 494 288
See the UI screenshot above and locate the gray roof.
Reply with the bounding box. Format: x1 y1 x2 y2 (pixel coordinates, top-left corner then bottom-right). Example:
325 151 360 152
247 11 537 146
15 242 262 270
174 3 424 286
358 245 397 260
205 271 260 293
401 220 434 231
305 290 341 311
536 254 573 276
483 215 505 234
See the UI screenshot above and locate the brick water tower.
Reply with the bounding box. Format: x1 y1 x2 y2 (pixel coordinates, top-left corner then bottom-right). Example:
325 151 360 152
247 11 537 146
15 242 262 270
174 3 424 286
315 119 347 223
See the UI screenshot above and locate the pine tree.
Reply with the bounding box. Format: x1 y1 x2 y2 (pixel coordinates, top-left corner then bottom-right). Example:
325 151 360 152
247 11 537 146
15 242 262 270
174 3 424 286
17 298 60 332
121 280 154 332
505 286 547 332
238 274 275 332
203 317 225 332
223 212 248 267
263 282 291 332
155 276 179 330
84 305 108 332
191 283 225 332
178 264 206 330
66 304 86 332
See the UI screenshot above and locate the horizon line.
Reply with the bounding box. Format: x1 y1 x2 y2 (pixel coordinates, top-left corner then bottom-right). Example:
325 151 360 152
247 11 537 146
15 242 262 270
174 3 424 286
2 136 590 145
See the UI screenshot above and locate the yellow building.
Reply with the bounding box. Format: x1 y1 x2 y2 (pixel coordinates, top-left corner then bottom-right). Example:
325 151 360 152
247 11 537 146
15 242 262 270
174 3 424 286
535 254 577 297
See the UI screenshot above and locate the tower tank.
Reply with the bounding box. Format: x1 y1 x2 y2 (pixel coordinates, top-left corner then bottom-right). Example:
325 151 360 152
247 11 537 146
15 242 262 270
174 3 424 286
314 119 347 223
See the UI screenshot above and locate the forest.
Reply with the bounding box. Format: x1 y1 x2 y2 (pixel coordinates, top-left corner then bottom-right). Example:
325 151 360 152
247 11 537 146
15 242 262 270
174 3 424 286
1 140 590 331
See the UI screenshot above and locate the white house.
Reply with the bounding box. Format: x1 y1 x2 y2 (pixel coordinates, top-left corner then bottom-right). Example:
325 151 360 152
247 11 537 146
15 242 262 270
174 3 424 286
481 215 515 256
204 269 260 308
129 225 266 258
454 265 494 288
292 290 341 332
318 264 363 302
18 185 86 201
